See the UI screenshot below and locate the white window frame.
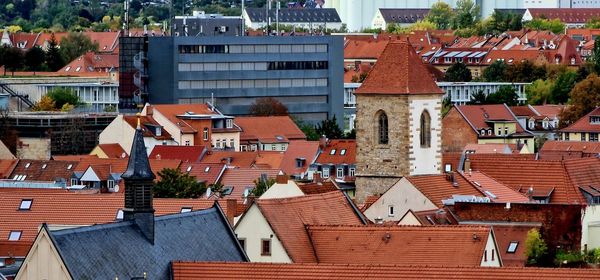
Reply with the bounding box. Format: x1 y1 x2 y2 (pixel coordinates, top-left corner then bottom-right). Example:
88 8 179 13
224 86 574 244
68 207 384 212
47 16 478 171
388 205 395 217
8 231 22 241
203 128 209 141
107 180 115 190
336 168 343 178
322 167 330 178
71 178 78 186
349 168 355 177
19 199 32 210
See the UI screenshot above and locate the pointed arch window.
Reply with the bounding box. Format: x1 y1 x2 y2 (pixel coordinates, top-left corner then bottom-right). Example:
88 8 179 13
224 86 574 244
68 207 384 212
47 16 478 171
377 111 389 145
420 110 431 148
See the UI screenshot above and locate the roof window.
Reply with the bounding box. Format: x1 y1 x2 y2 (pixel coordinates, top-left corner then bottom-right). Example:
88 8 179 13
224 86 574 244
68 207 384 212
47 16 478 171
507 241 519 253
181 207 192 213
340 149 347 155
24 163 31 169
204 166 210 172
330 149 336 155
116 209 124 220
8 231 22 241
186 166 193 172
67 164 73 170
222 186 234 196
41 164 47 169
19 199 33 210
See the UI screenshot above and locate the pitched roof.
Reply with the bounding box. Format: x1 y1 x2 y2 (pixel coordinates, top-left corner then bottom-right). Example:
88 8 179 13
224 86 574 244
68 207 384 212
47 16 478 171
455 104 528 134
307 225 490 266
560 107 600 132
149 145 206 163
220 168 281 200
235 116 306 143
462 171 530 203
73 158 181 179
9 160 78 182
254 191 364 262
405 174 483 207
59 52 118 73
297 180 339 195
483 49 544 65
48 206 246 279
531 105 565 119
315 139 356 165
150 104 216 134
527 8 600 24
493 224 539 267
201 151 258 168
244 8 341 23
171 262 600 280
0 159 18 179
123 115 173 140
378 9 429 24
562 157 600 188
463 143 517 154
96 143 128 158
279 140 320 175
539 141 600 160
180 163 225 185
355 39 444 95
510 106 538 117
468 154 585 204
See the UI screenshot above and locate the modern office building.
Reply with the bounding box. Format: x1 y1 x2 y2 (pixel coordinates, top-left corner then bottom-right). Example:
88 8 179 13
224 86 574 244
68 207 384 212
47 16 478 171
173 11 243 37
133 35 343 126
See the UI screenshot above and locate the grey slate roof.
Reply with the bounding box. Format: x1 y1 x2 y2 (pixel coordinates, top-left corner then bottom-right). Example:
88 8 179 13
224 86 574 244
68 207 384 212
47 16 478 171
245 8 341 23
378 9 430 24
48 205 247 279
122 127 155 181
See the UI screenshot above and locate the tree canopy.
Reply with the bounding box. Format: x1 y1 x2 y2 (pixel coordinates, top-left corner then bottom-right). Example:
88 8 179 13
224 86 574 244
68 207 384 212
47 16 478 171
482 60 507 82
559 74 600 128
444 62 472 82
526 79 554 105
249 97 289 116
525 229 548 266
59 32 99 63
315 116 344 139
154 168 207 198
47 87 81 109
426 2 453 29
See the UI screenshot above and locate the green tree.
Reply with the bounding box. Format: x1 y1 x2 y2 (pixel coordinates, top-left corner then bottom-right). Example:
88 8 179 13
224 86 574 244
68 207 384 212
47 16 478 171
249 97 289 116
59 32 99 64
154 168 207 198
444 62 472 82
593 36 600 74
47 87 81 108
550 70 576 104
525 228 548 266
482 60 506 82
469 89 488 104
32 95 57 111
505 61 546 83
4 47 24 76
45 33 64 71
251 176 276 197
526 79 554 105
451 0 479 29
315 116 344 139
524 18 565 34
576 64 592 82
487 85 519 106
559 74 600 128
427 2 454 29
486 10 523 34
24 46 45 74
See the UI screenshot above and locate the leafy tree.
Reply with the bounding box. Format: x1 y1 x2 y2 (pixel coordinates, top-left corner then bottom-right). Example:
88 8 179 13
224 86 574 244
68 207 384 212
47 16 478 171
45 33 64 71
526 79 554 105
427 2 454 29
525 228 548 266
3 47 24 76
505 61 546 83
576 64 592 82
294 117 319 141
593 36 600 75
487 85 519 106
249 97 289 116
47 87 81 108
315 116 344 139
444 62 472 82
154 168 207 198
482 60 506 82
441 96 453 117
550 71 576 104
24 46 45 74
451 0 479 30
251 176 276 197
559 74 600 128
469 90 488 104
524 18 565 34
32 95 57 111
408 20 437 31
59 32 99 64
486 10 523 34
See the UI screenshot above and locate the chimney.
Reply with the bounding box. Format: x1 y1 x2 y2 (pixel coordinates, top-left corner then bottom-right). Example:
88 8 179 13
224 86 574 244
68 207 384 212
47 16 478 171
225 199 237 225
464 157 471 173
319 135 328 149
313 172 322 183
276 174 288 184
121 114 156 244
146 104 153 116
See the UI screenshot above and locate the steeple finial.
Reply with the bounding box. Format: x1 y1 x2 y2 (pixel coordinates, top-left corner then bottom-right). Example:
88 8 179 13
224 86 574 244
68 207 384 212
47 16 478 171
136 112 141 129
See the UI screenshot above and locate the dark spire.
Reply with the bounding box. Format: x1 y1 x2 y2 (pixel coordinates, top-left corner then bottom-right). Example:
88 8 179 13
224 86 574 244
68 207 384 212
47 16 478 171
122 114 155 181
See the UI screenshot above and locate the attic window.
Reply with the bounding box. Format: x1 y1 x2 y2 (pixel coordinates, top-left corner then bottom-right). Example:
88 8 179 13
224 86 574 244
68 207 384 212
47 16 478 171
65 66 71 72
67 164 73 170
181 207 192 213
116 209 124 220
75 66 81 72
222 186 234 196
340 149 347 155
25 163 31 169
204 166 210 172
186 166 193 172
19 199 32 210
8 231 22 241
330 149 336 155
507 241 519 253
41 164 47 169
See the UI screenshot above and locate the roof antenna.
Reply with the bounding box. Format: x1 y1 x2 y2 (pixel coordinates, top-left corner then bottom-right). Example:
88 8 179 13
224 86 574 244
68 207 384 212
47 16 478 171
136 112 141 129
211 92 215 110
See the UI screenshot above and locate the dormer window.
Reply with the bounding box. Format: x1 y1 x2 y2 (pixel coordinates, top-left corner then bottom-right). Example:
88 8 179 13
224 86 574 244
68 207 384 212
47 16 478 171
590 116 600 124
116 209 124 220
529 120 535 129
487 129 492 136
504 127 508 135
226 119 233 128
571 57 576 65
480 129 485 136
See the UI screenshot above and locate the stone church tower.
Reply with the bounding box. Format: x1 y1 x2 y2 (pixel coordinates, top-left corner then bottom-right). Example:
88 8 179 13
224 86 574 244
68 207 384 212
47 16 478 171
354 39 444 202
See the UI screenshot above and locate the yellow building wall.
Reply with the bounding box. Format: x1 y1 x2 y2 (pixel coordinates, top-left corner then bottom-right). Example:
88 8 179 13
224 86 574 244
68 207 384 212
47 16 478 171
16 228 72 280
89 146 109 158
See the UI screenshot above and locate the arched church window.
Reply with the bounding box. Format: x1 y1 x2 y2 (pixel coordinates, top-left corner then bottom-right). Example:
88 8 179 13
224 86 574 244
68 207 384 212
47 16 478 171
377 111 388 145
420 110 431 148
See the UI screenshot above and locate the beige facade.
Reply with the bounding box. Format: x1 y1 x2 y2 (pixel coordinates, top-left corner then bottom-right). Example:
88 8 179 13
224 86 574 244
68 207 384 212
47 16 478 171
16 137 51 160
16 227 72 280
234 204 292 263
212 131 240 151
260 181 304 199
582 205 600 250
480 231 502 267
477 137 534 154
408 95 443 176
0 140 15 159
397 210 421 225
99 115 176 154
363 177 438 223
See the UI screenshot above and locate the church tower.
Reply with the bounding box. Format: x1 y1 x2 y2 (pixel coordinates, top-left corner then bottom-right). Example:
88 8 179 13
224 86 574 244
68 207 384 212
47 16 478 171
354 38 444 203
122 115 156 243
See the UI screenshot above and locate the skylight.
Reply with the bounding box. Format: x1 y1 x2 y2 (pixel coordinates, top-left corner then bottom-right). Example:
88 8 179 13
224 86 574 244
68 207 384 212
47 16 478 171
181 207 192 213
116 209 124 220
340 149 347 155
8 231 22 241
186 166 193 172
19 199 32 210
24 163 31 169
330 149 336 155
204 166 211 173
41 164 47 169
67 164 73 170
507 241 519 253
222 186 234 196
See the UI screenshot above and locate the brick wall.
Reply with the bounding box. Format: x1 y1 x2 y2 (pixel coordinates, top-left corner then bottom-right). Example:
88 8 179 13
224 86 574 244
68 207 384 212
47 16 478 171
442 107 478 153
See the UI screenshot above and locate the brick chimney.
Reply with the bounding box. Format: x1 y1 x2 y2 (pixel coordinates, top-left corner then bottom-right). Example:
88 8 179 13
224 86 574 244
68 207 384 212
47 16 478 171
276 174 288 184
225 199 237 225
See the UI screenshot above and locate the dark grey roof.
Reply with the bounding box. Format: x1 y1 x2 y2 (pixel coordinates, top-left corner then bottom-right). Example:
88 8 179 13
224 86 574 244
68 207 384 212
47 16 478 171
48 205 247 279
122 127 155 180
378 8 430 24
245 8 341 23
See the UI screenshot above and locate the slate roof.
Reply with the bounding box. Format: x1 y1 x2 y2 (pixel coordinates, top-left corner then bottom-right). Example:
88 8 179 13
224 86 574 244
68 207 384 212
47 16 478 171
355 39 444 95
235 116 306 144
244 8 341 23
252 191 365 262
47 206 246 279
560 107 600 133
149 145 206 163
306 225 491 266
378 9 429 24
170 262 600 279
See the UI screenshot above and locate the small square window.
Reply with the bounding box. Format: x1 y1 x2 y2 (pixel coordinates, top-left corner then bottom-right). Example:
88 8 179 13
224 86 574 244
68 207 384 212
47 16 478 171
116 209 124 220
388 205 395 217
340 149 346 155
181 207 192 213
507 241 519 253
19 199 32 210
261 239 271 256
8 231 22 241
330 149 336 155
238 238 246 250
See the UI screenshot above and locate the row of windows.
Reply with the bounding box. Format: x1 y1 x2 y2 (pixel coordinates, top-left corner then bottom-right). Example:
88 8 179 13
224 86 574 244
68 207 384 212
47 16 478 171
215 138 235 149
177 61 328 72
178 44 328 54
178 78 328 90
320 167 355 178
377 110 432 148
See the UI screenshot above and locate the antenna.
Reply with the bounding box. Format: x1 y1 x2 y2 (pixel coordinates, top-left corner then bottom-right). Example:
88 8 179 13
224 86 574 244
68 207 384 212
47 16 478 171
211 92 215 108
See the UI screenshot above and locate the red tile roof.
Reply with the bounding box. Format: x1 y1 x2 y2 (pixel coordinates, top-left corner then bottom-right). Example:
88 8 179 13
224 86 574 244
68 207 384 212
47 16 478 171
354 39 444 95
150 104 216 134
180 163 225 185
220 168 280 200
52 155 99 161
9 160 78 182
307 225 491 266
97 143 128 159
493 224 540 267
149 145 205 163
468 154 585 204
539 141 600 160
35 32 119 53
0 159 18 179
297 180 339 195
253 151 285 169
455 104 527 134
531 105 565 119
123 115 173 140
405 174 483 207
73 158 181 180
527 8 600 24
279 140 319 176
59 52 118 73
235 116 306 143
171 262 600 280
462 171 530 203
201 151 259 168
315 139 356 165
510 106 537 117
561 107 600 133
254 191 364 262
482 49 543 65
463 143 518 154
563 157 600 189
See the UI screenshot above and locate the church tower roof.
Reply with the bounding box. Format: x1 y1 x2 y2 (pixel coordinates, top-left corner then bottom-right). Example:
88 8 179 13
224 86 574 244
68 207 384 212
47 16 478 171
122 117 155 181
355 38 444 95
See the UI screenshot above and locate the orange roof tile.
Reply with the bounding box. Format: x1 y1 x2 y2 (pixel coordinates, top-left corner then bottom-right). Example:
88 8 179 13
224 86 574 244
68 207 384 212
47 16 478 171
455 104 528 134
462 171 530 203
220 168 280 200
59 52 118 73
0 159 18 179
561 107 600 133
149 145 205 163
531 105 565 119
463 143 518 154
52 154 99 161
171 262 600 280
528 8 600 24
179 163 225 185
307 225 490 266
253 151 285 169
539 141 600 160
315 140 356 165
201 151 258 168
279 140 320 176
493 224 539 267
73 158 181 179
97 143 128 159
150 104 215 134
406 174 483 207
123 115 173 140
483 49 543 65
235 116 306 143
9 160 78 182
254 192 364 262
297 180 339 195
563 157 600 188
355 39 444 95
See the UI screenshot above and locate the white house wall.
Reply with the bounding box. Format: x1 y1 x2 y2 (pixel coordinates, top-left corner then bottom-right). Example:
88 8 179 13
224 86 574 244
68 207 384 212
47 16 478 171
260 181 304 199
99 115 136 152
16 229 72 280
480 231 501 267
582 205 600 250
409 95 442 176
